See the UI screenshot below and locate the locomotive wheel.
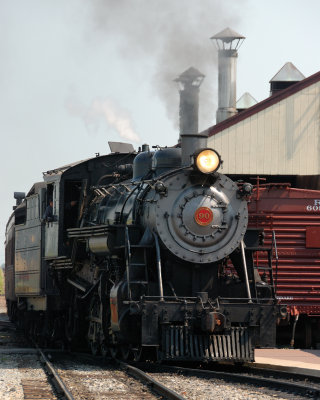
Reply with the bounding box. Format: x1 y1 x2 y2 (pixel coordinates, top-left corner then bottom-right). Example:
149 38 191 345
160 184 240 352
132 346 143 362
101 342 109 358
120 344 131 361
65 291 80 343
26 319 35 339
110 346 118 359
88 295 102 355
90 340 100 356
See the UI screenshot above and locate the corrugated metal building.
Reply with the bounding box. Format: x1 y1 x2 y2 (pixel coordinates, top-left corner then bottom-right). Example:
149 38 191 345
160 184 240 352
206 69 320 179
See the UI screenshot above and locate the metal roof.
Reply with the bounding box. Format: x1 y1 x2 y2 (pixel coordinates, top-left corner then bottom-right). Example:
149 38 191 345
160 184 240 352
236 92 257 109
26 182 46 197
43 158 89 177
270 62 305 82
210 27 245 41
206 70 320 137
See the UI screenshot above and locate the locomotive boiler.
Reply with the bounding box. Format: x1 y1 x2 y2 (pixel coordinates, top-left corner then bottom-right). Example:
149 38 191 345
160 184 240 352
5 130 284 362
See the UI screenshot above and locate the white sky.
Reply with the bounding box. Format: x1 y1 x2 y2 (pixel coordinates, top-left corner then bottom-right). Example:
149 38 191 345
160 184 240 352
1 0 320 264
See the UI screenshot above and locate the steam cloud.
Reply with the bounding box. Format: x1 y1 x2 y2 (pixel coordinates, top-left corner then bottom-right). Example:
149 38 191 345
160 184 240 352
66 96 140 143
86 0 244 131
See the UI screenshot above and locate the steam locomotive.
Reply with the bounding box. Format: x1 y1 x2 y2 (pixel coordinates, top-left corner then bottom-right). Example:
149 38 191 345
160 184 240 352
5 131 285 362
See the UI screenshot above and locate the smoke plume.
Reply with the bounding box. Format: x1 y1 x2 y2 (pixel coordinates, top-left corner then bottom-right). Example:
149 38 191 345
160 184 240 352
66 96 140 142
86 0 244 131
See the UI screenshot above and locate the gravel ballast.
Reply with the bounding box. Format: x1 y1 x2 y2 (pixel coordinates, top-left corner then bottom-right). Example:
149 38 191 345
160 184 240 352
148 372 309 400
0 296 55 399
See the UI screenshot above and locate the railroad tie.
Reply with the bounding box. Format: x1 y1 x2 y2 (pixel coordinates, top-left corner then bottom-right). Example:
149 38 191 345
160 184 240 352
21 379 55 400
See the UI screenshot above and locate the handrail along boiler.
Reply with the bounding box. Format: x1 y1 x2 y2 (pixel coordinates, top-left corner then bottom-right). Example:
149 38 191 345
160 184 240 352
4 132 285 362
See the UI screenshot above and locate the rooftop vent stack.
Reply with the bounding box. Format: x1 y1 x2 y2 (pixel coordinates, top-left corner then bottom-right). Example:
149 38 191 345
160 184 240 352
174 67 206 166
236 92 257 113
269 62 305 96
211 28 245 124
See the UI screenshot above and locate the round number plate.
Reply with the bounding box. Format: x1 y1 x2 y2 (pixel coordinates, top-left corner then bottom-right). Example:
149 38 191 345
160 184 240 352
194 207 213 226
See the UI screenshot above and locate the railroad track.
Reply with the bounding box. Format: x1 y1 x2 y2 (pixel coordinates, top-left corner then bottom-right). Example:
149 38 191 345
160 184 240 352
3 341 320 399
0 319 15 328
36 347 75 400
117 360 185 399
0 317 183 399
135 362 320 399
63 352 320 399
2 314 320 400
36 350 185 399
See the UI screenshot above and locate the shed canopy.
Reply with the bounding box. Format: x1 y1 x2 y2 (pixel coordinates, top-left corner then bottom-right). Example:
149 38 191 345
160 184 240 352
206 70 320 176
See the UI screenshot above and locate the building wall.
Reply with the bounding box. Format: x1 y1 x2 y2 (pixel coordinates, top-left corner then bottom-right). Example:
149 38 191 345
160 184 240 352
208 80 320 175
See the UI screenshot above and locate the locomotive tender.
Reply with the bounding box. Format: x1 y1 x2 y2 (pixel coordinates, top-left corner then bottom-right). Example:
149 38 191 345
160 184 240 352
5 131 284 362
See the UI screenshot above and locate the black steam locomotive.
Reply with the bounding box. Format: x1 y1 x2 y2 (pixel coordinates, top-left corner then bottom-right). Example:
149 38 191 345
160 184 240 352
5 132 285 362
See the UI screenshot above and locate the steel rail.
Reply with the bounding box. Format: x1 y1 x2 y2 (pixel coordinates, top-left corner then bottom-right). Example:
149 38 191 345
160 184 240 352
135 363 320 397
36 347 75 400
0 320 14 325
117 360 186 400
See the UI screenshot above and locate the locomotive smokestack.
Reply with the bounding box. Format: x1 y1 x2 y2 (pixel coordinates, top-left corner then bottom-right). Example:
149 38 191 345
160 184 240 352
211 28 245 124
174 67 206 166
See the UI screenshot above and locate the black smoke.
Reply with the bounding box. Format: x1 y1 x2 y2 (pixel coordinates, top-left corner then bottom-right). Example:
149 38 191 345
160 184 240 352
87 0 245 130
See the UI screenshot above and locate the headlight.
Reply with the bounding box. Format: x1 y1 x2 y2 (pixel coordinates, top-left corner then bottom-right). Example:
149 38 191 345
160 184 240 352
194 149 221 174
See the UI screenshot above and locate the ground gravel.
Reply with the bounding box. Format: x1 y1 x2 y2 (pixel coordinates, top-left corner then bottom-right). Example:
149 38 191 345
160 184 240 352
149 372 309 400
0 354 54 400
0 297 55 399
0 354 24 400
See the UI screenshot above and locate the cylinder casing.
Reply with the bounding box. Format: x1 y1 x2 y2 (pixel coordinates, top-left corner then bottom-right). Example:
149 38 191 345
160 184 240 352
88 235 114 255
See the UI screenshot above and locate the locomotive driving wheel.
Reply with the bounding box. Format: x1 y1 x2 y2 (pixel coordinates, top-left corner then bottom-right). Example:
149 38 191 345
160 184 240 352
87 274 113 357
88 295 102 356
132 346 143 361
65 288 82 346
109 345 118 359
120 344 131 361
101 341 109 358
90 338 100 356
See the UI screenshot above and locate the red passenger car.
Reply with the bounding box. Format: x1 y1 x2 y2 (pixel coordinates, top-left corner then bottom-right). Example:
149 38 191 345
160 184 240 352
248 184 320 347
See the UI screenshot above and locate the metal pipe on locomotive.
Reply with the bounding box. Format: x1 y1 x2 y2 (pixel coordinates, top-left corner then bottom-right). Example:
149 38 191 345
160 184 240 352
5 130 285 362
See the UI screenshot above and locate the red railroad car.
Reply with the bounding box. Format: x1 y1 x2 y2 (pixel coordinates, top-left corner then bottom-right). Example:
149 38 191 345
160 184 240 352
248 184 320 348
